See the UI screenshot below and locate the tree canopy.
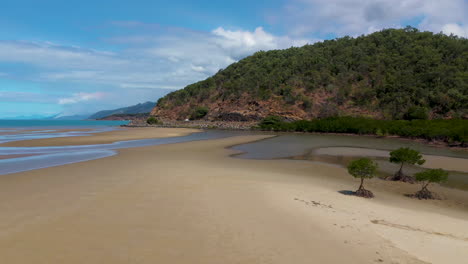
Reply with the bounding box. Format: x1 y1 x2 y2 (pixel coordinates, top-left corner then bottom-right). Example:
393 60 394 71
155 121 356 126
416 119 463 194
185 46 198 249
157 27 467 120
347 158 378 179
389 148 426 166
413 168 449 199
414 169 449 184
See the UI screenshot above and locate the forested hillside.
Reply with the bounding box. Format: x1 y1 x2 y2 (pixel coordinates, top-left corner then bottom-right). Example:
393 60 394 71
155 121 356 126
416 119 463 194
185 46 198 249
152 27 467 121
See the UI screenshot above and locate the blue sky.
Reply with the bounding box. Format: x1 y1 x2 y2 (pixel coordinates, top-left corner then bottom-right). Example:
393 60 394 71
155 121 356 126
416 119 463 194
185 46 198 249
0 0 467 118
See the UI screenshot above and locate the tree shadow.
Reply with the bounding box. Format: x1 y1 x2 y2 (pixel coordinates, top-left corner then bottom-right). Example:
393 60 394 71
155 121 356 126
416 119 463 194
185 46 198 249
338 190 355 196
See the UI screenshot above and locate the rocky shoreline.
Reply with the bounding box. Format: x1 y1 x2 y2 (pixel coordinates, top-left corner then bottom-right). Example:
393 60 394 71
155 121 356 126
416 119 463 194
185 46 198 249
123 120 257 130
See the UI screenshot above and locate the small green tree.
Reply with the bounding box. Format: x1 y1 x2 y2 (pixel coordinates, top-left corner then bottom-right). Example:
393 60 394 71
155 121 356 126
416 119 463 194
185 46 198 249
347 158 378 198
259 116 283 126
190 106 209 120
147 116 160 125
413 169 448 199
388 147 425 183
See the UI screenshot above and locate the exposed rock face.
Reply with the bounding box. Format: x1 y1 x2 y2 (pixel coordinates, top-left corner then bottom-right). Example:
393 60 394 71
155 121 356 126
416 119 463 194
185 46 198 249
150 90 380 122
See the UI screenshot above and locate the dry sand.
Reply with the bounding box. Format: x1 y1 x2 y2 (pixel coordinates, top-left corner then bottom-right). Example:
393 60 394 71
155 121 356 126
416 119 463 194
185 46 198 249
0 134 467 263
0 127 201 147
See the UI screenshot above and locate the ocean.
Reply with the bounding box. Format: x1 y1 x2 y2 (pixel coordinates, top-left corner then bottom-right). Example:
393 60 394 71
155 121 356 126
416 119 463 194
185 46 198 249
0 119 130 128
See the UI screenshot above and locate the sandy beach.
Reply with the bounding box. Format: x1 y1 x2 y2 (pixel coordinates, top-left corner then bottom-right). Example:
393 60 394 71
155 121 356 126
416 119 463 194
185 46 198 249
0 127 201 147
0 130 467 263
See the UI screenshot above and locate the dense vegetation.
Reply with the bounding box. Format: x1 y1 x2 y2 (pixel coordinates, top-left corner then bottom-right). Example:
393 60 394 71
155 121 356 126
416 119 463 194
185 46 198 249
146 116 161 125
258 116 468 145
190 106 209 120
156 27 467 119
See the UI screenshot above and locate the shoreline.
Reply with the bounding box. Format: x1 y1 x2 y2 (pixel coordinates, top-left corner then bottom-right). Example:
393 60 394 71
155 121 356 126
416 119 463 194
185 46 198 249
0 127 202 147
125 123 468 150
0 135 466 263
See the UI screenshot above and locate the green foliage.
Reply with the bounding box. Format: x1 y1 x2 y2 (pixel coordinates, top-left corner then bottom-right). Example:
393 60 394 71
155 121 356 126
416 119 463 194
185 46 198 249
405 106 429 120
389 147 426 166
146 116 160 125
259 116 283 126
414 169 449 184
258 117 468 144
347 158 378 179
190 106 209 120
157 27 468 118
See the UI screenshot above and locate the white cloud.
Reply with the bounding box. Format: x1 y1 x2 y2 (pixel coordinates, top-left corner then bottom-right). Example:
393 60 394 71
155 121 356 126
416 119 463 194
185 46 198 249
0 41 126 69
212 27 310 58
278 0 468 37
1 26 311 93
440 23 468 37
58 92 106 105
0 25 311 116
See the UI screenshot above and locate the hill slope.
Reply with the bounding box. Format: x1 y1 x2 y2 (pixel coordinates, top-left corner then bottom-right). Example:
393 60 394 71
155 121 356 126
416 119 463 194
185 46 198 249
151 27 467 121
89 102 155 120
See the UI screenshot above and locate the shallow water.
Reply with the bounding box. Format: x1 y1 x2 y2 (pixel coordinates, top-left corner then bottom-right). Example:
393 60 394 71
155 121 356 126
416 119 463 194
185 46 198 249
0 119 130 128
232 133 468 191
2 128 468 191
0 127 118 144
0 130 247 175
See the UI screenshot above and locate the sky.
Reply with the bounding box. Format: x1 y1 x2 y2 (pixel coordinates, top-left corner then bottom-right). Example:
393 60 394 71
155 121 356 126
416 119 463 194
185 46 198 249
0 0 467 119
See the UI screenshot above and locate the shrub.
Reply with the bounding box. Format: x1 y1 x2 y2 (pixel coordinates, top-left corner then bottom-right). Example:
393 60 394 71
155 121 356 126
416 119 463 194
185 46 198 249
347 158 378 198
388 147 425 182
257 117 468 145
412 169 449 199
146 116 160 125
190 106 209 120
259 116 283 127
405 106 429 120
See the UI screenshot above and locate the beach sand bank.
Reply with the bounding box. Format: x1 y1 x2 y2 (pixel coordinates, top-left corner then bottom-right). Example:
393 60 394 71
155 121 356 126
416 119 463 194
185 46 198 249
0 127 201 147
0 135 467 263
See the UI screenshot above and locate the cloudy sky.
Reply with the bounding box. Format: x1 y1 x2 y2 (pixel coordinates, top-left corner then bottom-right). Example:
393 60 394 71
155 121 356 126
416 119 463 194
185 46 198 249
0 0 467 118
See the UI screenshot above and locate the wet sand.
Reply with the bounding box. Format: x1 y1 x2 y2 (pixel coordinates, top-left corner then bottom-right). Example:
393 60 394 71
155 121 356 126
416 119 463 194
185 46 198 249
0 128 92 136
0 134 467 263
0 154 37 160
0 127 201 147
313 147 468 173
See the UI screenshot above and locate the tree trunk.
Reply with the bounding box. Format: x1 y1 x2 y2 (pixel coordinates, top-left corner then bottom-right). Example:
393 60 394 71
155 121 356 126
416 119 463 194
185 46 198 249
359 178 364 190
413 182 438 200
398 163 404 176
421 181 430 192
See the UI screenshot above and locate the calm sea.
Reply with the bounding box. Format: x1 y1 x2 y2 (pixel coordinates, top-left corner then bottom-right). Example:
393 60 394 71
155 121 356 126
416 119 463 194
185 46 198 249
0 119 129 128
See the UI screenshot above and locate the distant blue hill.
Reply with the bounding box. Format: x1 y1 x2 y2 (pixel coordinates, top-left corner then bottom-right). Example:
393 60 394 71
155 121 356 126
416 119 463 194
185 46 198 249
53 114 90 120
88 101 155 120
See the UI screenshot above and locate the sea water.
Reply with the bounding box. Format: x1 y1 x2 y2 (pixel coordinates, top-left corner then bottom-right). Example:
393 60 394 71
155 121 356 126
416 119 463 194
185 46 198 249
0 119 129 128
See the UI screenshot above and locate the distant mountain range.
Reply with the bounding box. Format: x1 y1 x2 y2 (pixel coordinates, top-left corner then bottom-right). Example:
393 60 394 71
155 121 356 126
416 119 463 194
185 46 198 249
88 101 155 120
53 114 90 120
